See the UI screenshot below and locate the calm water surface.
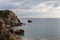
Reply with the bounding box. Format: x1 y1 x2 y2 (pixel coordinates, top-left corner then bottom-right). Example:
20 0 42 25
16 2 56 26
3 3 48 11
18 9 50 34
16 18 60 40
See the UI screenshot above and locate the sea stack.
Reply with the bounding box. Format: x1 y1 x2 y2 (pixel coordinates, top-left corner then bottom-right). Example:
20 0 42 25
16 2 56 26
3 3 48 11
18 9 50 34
28 20 32 23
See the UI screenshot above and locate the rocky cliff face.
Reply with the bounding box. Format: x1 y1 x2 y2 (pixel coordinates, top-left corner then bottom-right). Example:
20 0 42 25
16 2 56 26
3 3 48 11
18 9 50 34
0 10 22 40
0 10 21 27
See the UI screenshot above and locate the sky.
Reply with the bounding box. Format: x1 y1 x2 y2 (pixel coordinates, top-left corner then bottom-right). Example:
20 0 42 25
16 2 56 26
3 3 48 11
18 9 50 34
0 0 60 18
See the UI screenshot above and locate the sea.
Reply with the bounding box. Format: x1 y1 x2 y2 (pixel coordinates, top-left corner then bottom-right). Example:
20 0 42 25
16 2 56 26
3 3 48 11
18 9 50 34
15 18 60 40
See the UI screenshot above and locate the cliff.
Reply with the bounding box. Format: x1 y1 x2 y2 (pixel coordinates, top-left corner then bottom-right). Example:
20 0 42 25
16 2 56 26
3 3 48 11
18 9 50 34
0 10 22 40
0 10 22 26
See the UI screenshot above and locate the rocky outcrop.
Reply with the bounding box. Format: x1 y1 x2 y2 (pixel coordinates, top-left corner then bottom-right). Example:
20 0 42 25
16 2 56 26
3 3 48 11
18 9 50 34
28 20 32 23
0 10 22 27
15 29 24 35
0 18 21 40
0 10 22 40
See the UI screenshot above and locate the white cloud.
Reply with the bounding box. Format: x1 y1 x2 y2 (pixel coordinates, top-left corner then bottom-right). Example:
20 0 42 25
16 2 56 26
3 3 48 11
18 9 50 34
0 0 60 18
17 1 60 18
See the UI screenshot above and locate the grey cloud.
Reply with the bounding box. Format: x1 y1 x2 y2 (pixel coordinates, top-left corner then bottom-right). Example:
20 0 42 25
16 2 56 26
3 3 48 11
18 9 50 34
49 0 60 1
10 0 23 2
10 0 60 3
0 3 18 9
0 0 60 18
0 0 52 9
10 0 47 2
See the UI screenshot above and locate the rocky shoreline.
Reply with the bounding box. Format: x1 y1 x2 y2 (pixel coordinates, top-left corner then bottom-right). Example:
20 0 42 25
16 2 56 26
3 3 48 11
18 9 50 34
0 10 24 40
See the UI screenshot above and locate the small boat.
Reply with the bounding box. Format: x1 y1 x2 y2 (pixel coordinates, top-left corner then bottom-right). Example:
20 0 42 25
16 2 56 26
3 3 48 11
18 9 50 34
28 20 32 23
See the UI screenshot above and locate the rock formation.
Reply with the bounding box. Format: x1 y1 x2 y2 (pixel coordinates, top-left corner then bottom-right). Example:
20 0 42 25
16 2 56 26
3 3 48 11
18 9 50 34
15 29 24 35
28 20 32 23
0 10 22 27
0 10 23 40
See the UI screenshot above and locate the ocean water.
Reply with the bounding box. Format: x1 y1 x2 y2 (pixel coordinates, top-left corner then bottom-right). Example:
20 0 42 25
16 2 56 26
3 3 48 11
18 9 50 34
17 18 60 40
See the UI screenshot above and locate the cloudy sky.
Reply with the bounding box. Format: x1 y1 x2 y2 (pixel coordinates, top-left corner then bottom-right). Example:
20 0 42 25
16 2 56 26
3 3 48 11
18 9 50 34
0 0 60 18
